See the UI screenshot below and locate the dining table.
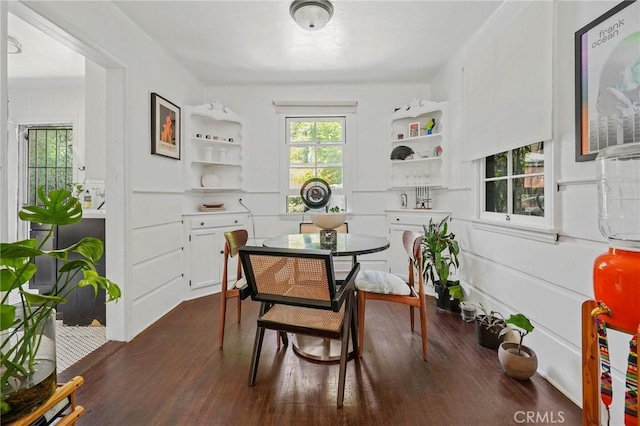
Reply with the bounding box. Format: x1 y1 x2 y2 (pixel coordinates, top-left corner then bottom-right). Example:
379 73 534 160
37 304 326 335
262 232 390 362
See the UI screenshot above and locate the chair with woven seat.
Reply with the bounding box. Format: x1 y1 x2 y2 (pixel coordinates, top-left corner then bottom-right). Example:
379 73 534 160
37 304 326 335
218 229 249 348
238 245 360 407
355 230 428 361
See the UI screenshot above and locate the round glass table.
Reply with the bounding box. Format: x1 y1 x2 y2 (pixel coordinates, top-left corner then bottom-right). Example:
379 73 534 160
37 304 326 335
262 233 390 362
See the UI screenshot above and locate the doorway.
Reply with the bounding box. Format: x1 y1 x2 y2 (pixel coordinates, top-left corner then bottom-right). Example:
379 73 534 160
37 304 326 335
5 3 129 368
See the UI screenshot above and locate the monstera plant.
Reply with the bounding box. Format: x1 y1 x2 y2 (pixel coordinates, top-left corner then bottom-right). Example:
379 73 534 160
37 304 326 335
1 188 120 423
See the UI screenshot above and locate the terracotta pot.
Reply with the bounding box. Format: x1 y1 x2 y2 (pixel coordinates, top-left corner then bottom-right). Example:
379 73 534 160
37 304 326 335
593 248 640 334
498 342 537 380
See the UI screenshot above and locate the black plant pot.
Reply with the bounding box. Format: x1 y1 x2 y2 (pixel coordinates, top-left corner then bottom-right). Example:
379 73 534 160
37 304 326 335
475 316 506 350
434 281 461 313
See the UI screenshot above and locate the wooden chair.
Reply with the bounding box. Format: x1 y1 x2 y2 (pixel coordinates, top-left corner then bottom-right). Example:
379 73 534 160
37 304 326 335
355 231 428 361
218 229 248 348
239 245 360 407
299 222 349 234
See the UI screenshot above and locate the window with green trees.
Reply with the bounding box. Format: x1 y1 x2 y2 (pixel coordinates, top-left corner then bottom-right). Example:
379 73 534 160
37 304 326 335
285 117 346 213
26 127 74 206
483 141 545 219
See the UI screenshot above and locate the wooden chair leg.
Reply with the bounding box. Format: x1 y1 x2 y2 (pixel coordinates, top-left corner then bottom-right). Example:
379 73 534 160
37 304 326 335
249 325 265 386
357 292 366 357
236 295 242 323
218 294 228 348
350 301 359 357
410 306 415 332
419 301 428 361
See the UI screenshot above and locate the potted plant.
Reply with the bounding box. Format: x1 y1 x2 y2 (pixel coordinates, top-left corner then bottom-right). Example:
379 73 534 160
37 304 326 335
1 188 121 423
497 313 538 380
422 215 463 312
475 303 506 350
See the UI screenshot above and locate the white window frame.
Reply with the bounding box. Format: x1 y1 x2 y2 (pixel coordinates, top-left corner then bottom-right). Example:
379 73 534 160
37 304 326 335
279 112 354 216
475 140 557 243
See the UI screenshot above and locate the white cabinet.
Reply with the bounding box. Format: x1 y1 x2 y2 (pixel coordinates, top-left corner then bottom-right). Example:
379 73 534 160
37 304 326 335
184 102 244 192
385 210 450 277
390 99 448 189
183 212 248 299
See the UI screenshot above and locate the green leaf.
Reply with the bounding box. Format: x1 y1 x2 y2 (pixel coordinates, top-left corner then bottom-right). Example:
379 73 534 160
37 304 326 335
24 292 66 306
0 263 37 292
0 304 16 331
0 241 44 267
448 283 464 300
505 313 534 333
58 258 95 273
18 188 82 226
71 237 104 262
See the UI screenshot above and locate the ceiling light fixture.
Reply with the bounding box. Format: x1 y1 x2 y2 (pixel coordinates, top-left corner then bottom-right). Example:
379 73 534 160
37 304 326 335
8 35 22 54
290 0 334 31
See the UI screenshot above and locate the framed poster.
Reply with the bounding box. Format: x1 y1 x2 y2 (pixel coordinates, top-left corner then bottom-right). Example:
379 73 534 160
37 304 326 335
151 92 181 159
409 122 419 138
574 0 639 162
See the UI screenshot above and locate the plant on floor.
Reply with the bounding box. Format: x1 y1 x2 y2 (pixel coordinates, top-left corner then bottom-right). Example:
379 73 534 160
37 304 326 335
497 313 538 380
1 188 120 423
422 215 463 311
475 303 506 350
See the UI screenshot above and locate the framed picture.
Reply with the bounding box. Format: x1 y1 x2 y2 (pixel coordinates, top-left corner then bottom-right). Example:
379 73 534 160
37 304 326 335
574 0 639 162
409 122 419 138
151 92 181 159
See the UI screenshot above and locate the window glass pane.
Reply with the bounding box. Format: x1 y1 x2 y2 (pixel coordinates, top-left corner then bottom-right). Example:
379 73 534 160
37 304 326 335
29 170 36 205
290 146 315 165
318 168 343 187
485 180 507 213
289 121 314 142
485 152 507 178
289 168 315 189
317 121 342 142
316 146 342 164
46 130 56 167
37 130 47 167
513 142 544 175
513 177 544 216
286 195 304 213
56 131 67 167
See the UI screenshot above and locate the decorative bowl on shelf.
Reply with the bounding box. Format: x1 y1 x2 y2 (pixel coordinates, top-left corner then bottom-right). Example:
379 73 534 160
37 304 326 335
310 212 347 230
201 174 220 188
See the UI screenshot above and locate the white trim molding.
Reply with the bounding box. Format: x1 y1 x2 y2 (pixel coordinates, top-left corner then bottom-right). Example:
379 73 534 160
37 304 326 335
471 219 558 244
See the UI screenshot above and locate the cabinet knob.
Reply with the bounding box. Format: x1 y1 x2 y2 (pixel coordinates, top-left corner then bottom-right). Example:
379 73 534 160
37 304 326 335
220 250 224 254
200 222 204 226
396 218 400 221
234 220 238 223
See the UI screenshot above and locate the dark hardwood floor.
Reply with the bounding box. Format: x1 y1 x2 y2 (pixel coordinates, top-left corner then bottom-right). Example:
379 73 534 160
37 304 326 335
66 295 581 425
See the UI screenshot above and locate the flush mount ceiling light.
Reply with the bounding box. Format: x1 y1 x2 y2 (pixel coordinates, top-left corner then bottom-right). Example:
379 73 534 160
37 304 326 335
8 35 22 54
290 0 334 31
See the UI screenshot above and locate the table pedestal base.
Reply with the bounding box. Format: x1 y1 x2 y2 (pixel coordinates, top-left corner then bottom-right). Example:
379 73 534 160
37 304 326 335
292 335 355 363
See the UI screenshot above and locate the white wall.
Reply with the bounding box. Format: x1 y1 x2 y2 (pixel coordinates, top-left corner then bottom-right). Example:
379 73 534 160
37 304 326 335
430 0 630 421
202 84 429 250
11 0 205 341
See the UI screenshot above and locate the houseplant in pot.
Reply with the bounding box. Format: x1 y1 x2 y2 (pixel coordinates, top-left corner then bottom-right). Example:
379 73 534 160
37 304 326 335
1 188 121 423
422 215 463 312
497 313 537 380
475 303 506 350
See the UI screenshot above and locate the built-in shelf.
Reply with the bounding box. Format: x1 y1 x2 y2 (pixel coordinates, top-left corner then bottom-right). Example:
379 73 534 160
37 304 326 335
390 99 448 189
184 102 244 192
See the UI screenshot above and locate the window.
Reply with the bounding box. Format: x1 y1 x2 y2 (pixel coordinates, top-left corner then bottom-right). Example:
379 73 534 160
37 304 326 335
482 141 547 225
26 127 74 205
284 117 347 213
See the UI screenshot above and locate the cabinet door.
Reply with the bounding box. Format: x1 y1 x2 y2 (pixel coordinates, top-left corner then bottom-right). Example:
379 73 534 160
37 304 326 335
189 229 220 290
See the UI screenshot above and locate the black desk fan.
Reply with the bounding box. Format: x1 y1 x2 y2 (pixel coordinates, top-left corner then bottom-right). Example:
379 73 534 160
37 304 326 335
300 177 332 212
300 178 338 247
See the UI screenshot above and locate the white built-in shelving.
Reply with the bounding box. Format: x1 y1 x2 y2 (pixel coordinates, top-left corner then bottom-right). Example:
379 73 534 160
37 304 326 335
390 99 448 189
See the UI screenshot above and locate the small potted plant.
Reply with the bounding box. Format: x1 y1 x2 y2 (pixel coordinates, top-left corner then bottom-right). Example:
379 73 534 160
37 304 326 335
498 313 538 380
422 215 463 312
475 304 506 350
1 188 121 422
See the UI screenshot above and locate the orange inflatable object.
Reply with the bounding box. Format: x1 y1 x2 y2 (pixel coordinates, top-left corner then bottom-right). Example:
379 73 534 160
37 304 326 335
593 247 640 334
